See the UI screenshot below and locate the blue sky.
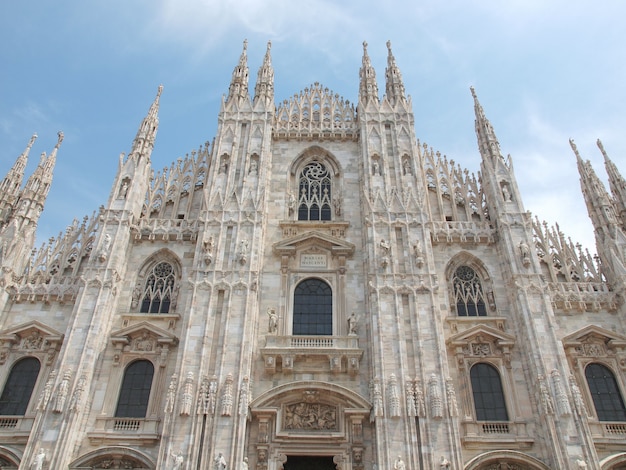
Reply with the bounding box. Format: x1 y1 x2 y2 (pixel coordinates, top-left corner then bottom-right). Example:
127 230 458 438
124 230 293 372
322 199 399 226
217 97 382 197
1 1 625 253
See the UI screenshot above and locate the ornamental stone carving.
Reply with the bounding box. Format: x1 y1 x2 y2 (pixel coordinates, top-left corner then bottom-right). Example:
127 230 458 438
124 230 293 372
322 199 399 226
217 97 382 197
283 402 337 431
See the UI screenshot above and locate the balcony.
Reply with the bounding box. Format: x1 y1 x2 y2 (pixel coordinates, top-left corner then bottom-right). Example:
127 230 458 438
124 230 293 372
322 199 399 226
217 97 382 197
261 335 363 375
461 420 533 450
0 416 34 444
88 417 160 445
588 421 626 450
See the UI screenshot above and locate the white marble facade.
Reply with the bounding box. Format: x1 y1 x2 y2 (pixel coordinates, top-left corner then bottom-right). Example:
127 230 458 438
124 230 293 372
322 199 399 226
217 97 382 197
0 41 625 470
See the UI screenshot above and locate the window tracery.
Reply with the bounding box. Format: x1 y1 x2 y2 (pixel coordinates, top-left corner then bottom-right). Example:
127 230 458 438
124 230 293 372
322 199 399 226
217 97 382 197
453 266 488 316
298 162 332 221
140 261 176 314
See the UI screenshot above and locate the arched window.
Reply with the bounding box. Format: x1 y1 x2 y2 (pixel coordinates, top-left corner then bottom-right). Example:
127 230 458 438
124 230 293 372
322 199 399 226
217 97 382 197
115 360 154 418
0 357 40 415
470 363 509 421
453 266 488 316
140 261 175 314
298 162 332 221
293 279 332 335
585 363 626 421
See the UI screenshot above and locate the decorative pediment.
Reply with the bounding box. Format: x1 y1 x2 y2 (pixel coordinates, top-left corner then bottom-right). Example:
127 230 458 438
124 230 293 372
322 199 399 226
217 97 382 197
562 325 626 357
110 321 178 349
273 231 355 257
447 325 515 367
0 321 64 365
447 324 515 349
274 230 355 274
110 321 178 366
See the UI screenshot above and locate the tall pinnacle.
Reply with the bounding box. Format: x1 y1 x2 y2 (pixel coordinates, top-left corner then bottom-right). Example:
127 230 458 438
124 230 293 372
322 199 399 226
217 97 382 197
253 41 274 108
227 39 250 104
384 40 406 105
471 87 503 164
132 85 162 157
0 133 37 198
359 41 379 104
598 139 626 227
572 138 619 232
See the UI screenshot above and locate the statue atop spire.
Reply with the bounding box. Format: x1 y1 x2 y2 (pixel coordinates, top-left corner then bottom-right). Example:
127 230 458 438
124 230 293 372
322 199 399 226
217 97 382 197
253 41 274 109
359 41 379 105
227 39 250 105
384 40 406 105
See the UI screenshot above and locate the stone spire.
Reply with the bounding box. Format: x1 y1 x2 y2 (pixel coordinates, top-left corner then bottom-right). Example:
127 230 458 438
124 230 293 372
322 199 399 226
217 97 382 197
598 139 626 229
384 40 406 105
359 41 379 104
131 85 162 159
0 133 37 224
471 87 504 165
572 138 626 285
227 39 250 105
253 41 274 109
0 132 63 274
23 131 64 207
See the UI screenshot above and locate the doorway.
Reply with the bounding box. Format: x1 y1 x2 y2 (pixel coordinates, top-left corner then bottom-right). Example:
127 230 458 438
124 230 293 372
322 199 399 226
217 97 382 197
284 456 336 470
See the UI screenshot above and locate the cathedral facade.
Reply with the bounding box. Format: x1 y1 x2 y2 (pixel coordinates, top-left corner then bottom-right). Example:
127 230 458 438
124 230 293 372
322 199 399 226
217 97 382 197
0 41 625 470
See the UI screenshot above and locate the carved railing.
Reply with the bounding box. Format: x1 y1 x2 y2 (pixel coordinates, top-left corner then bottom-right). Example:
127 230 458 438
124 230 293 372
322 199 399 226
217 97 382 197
461 420 533 449
429 221 495 244
261 335 362 375
547 281 617 312
0 416 34 444
88 417 160 445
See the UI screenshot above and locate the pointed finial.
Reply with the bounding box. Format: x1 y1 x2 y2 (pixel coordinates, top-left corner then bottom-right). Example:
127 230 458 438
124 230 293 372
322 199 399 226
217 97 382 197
157 84 163 98
266 40 271 51
363 41 368 51
470 86 477 100
386 40 392 51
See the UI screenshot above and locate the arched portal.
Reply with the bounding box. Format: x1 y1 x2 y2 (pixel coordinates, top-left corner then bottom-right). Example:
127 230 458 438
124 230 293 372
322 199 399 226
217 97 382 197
250 381 370 470
464 450 552 470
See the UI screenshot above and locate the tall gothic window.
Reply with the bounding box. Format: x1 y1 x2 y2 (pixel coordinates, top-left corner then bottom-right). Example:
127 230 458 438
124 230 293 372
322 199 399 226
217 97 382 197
0 357 40 415
585 363 626 421
453 266 488 316
470 363 509 421
140 261 175 314
293 279 332 335
115 360 154 418
298 162 332 221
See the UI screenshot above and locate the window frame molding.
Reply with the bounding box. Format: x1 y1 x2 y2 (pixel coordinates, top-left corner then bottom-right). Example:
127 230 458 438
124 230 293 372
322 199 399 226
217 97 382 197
445 253 497 317
563 325 626 423
288 146 343 222
0 321 63 418
130 249 182 315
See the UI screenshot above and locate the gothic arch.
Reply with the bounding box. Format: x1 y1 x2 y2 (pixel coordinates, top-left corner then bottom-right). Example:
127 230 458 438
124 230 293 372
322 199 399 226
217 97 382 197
69 446 155 469
445 251 491 283
464 450 551 470
131 249 182 313
601 452 626 469
445 252 496 316
0 445 22 468
250 381 370 470
288 146 342 178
